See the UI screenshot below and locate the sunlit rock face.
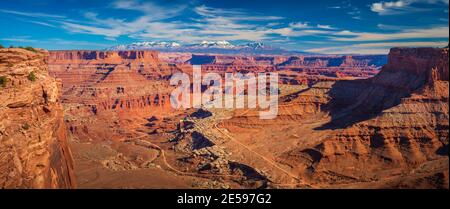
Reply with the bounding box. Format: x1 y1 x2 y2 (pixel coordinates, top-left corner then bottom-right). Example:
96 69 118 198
0 48 76 188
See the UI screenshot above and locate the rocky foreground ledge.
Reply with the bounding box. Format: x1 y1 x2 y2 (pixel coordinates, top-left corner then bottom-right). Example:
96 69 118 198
0 48 76 188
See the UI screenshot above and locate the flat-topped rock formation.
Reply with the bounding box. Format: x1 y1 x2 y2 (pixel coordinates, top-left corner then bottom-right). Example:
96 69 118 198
0 48 76 188
185 53 384 86
189 54 387 69
382 47 449 81
49 50 160 65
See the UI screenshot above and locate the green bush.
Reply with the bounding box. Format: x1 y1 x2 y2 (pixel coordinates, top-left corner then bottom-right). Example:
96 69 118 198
24 46 38 53
0 76 8 87
27 72 36 81
22 123 31 130
0 44 3 49
18 46 38 53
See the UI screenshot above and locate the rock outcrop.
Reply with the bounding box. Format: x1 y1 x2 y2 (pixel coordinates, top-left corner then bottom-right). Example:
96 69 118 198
49 50 160 65
281 47 449 187
47 50 182 146
186 54 383 86
189 54 387 69
382 47 449 82
0 48 76 188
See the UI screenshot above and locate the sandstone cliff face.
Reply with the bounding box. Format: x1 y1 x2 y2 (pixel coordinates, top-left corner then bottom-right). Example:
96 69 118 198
283 47 449 187
188 54 382 86
189 54 387 68
49 50 160 65
290 55 387 68
0 48 75 188
382 47 449 82
48 50 177 113
48 50 181 146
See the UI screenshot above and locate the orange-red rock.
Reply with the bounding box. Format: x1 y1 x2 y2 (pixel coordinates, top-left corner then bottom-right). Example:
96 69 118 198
0 48 75 188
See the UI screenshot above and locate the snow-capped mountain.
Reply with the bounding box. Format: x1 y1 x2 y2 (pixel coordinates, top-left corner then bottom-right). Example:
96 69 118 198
106 41 306 55
244 42 265 49
188 41 235 49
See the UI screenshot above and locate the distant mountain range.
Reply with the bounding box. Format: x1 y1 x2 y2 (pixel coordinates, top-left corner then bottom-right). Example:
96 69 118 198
107 41 308 55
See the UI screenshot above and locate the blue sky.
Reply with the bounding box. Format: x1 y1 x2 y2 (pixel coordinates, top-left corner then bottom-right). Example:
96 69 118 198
0 0 448 54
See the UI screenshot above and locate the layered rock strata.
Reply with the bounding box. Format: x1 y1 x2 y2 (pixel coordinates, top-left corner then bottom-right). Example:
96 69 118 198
0 48 76 188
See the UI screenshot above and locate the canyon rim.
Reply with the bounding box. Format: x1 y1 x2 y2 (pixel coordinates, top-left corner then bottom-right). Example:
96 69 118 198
0 0 448 190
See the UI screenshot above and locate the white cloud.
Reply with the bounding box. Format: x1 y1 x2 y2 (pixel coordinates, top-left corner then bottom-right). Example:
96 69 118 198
289 22 310 29
0 9 66 18
327 1 362 19
377 23 419 30
286 23 338 36
292 29 335 36
179 5 290 41
194 5 283 21
317 24 336 30
331 26 449 41
1 36 36 43
52 3 290 42
371 1 406 15
1 37 110 47
370 0 449 15
29 21 57 28
328 6 342 9
112 0 187 20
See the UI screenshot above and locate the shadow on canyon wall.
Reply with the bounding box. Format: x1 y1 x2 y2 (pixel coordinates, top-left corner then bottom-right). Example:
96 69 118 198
313 73 426 130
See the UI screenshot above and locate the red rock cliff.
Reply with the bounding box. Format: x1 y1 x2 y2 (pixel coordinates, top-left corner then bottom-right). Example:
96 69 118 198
0 48 76 188
49 50 160 65
382 47 449 82
277 47 449 187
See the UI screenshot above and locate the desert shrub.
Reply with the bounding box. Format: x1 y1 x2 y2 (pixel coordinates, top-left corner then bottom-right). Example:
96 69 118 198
0 76 8 87
27 72 36 81
19 46 38 53
22 123 31 130
0 44 3 49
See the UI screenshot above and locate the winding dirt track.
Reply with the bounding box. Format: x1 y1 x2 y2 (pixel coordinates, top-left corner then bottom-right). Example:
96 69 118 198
213 124 314 188
185 112 312 188
130 128 312 188
129 132 250 181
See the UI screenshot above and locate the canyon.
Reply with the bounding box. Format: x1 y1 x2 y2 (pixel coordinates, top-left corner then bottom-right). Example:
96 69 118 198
0 47 447 189
220 47 449 188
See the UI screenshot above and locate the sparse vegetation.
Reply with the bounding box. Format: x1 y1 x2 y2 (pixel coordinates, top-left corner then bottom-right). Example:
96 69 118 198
22 123 31 130
27 72 36 82
19 46 39 53
0 76 8 87
0 45 38 52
